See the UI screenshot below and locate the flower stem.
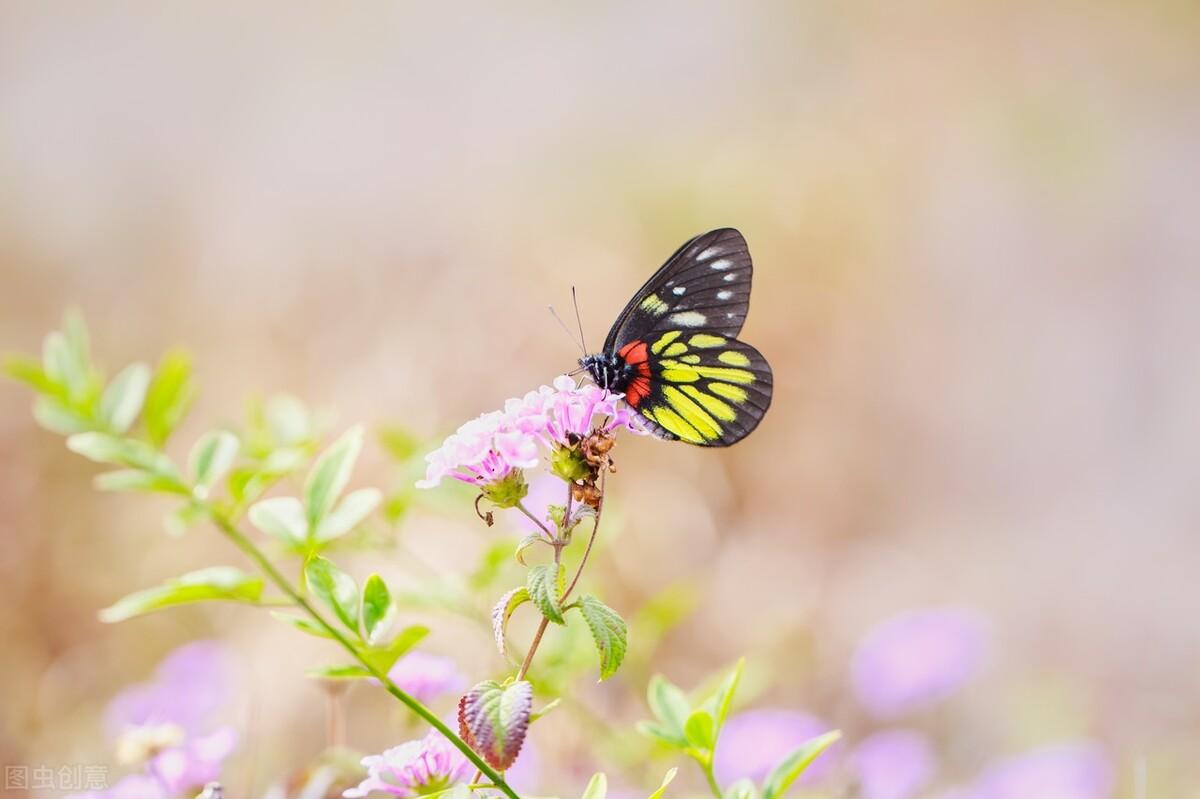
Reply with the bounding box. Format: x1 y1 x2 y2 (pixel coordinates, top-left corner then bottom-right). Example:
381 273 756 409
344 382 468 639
701 759 724 799
208 510 520 799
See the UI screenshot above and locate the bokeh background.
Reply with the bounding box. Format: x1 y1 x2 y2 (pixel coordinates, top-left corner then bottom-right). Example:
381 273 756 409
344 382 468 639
2 2 1199 797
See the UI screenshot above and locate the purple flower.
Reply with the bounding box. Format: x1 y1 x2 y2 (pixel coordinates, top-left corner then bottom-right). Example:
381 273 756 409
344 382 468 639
94 641 238 798
416 376 643 492
68 773 165 799
852 729 937 799
851 608 988 718
967 742 1114 799
713 710 839 786
344 729 473 798
386 652 467 704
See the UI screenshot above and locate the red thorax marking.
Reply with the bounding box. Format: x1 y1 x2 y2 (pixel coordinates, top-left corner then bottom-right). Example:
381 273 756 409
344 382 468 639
617 340 652 407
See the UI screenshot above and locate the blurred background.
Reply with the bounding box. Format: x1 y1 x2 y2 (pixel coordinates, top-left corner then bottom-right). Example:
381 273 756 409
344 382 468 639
2 2 1198 797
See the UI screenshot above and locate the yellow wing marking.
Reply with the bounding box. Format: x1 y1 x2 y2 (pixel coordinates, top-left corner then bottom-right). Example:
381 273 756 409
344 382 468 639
640 294 669 315
662 342 688 357
659 359 756 385
650 331 682 354
718 350 751 367
681 385 737 422
688 334 726 349
680 354 701 364
709 382 749 404
645 406 705 444
662 386 722 440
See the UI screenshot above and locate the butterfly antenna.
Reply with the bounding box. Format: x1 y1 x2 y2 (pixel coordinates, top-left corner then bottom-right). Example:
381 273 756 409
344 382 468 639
572 286 588 355
548 305 586 355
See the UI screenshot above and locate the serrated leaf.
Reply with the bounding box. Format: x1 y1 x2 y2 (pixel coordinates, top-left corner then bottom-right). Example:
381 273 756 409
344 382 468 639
270 611 334 639
361 574 394 643
647 674 692 737
647 768 678 799
527 564 565 625
99 567 263 622
684 709 716 751
99 362 151 434
307 664 372 680
458 679 532 770
189 430 240 489
304 556 360 633
315 487 381 542
248 496 308 544
304 426 364 529
760 730 842 799
33 396 91 434
580 773 607 799
574 594 627 680
491 587 530 657
363 624 429 672
143 350 195 446
94 469 191 495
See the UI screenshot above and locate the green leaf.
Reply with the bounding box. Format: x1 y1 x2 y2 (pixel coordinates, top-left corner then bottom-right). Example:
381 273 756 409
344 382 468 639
377 425 420 462
143 350 195 446
307 664 372 680
99 567 263 623
580 773 607 799
248 496 308 545
267 394 312 445
515 533 548 566
270 611 334 639
362 624 429 673
94 469 191 495
361 574 394 643
760 730 842 799
163 501 209 536
647 768 679 799
703 658 744 732
33 395 91 434
527 563 565 625
491 586 530 657
189 430 240 489
304 426 364 529
44 320 94 403
647 674 692 738
315 487 382 542
636 721 688 749
684 709 716 751
66 433 182 485
458 679 533 770
3 353 62 396
574 595 628 680
529 697 561 723
725 779 757 799
304 556 360 633
99 362 151 434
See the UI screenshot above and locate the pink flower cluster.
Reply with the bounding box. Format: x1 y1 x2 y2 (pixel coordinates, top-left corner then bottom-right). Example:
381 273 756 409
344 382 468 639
416 376 644 489
344 729 473 798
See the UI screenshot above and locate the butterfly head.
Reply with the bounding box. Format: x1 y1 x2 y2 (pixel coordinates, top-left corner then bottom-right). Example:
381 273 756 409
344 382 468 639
579 352 629 393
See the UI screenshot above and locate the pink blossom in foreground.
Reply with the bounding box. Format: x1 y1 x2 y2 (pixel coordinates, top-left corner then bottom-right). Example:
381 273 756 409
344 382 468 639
386 652 467 704
959 742 1113 799
852 607 988 718
713 710 839 786
852 729 937 799
344 729 473 798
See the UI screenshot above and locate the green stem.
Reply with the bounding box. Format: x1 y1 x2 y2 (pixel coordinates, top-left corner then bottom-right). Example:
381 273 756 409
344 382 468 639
209 510 520 799
701 758 723 799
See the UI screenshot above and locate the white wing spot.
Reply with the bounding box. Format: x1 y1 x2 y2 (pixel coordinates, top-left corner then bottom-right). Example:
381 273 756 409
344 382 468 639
709 259 733 270
669 311 707 327
723 273 737 282
698 246 722 260
717 289 733 300
726 312 735 319
672 286 687 296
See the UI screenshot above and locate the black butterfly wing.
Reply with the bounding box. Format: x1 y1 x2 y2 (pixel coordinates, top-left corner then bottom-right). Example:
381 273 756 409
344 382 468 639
604 228 753 352
603 228 772 447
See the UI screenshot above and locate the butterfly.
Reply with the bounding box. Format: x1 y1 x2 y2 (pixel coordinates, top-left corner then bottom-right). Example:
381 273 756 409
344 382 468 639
580 228 773 446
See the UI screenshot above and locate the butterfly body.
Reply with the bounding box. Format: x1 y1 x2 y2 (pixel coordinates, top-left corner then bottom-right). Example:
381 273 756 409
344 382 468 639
580 228 773 447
